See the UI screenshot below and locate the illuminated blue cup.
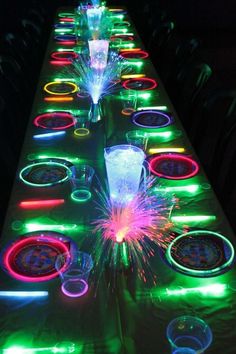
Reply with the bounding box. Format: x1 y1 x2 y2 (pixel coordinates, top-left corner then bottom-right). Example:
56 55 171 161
104 144 146 206
167 316 212 354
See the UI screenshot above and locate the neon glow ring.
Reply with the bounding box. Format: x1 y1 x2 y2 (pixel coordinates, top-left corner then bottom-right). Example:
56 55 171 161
149 153 199 180
131 110 173 128
74 128 90 136
166 230 235 277
19 159 73 187
121 107 136 116
61 279 88 297
51 51 78 61
122 78 158 91
77 91 90 98
34 112 76 130
71 189 92 202
120 50 149 60
3 233 71 282
44 82 78 95
110 35 134 42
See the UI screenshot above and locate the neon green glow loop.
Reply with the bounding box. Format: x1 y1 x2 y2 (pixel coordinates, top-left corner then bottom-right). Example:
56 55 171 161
166 230 235 276
19 161 73 187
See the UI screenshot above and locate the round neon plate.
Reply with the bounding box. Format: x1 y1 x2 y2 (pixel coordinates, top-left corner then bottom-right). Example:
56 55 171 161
51 51 78 61
122 78 157 91
58 12 75 18
131 110 173 128
110 35 134 42
148 153 199 179
44 82 78 95
109 8 127 14
34 112 76 130
113 21 130 28
2 231 72 282
55 34 77 43
120 50 149 60
19 159 74 187
55 23 75 29
165 230 235 277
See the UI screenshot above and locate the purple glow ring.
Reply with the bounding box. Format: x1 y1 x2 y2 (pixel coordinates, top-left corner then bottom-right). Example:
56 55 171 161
61 279 88 297
131 110 173 128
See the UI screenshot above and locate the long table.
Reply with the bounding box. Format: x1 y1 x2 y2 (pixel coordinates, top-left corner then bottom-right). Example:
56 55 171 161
0 6 236 354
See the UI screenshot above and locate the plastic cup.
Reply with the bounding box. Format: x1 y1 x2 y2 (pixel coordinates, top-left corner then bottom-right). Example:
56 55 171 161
126 130 148 151
166 316 212 354
56 251 93 298
120 90 137 115
70 165 94 202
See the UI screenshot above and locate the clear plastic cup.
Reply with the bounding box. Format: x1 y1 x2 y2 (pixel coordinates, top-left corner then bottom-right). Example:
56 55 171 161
120 90 137 115
56 251 93 298
166 316 212 354
126 130 148 151
70 165 94 202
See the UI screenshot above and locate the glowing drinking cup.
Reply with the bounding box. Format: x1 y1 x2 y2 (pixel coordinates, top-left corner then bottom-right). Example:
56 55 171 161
88 40 109 70
56 251 93 298
166 316 213 354
70 164 94 202
126 130 148 151
86 7 103 33
104 144 147 205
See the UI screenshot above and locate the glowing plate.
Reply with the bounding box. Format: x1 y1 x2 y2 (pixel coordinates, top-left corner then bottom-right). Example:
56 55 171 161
122 78 157 91
19 158 74 187
44 82 78 95
55 34 77 44
34 112 76 130
120 50 149 60
131 110 173 128
2 231 73 282
165 230 235 277
54 23 75 29
51 51 78 61
109 8 127 14
58 12 75 18
148 153 199 180
110 34 134 42
113 21 131 28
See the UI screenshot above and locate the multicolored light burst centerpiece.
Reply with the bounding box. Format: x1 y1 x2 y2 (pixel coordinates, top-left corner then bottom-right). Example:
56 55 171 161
93 145 175 280
67 43 124 123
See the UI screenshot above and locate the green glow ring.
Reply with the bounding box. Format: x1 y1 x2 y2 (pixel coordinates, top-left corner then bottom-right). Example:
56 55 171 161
166 230 235 277
19 161 73 187
71 189 92 202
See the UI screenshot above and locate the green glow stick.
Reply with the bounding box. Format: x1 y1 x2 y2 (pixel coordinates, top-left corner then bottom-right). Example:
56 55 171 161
166 283 227 297
171 215 216 223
